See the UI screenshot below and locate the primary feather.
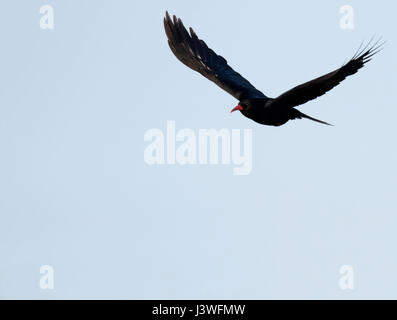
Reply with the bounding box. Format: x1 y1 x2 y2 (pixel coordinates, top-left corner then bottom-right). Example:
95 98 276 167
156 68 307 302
163 12 267 101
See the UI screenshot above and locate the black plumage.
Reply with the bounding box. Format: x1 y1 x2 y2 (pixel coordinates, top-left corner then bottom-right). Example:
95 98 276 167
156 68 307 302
164 12 383 126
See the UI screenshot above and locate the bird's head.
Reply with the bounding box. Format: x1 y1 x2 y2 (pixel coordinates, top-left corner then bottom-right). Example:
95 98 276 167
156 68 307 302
230 103 246 113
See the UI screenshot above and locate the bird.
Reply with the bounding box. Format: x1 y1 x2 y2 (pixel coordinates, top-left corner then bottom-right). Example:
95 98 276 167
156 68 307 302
163 12 384 127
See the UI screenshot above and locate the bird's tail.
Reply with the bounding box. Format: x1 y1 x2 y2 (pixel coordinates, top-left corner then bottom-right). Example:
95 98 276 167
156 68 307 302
293 110 333 126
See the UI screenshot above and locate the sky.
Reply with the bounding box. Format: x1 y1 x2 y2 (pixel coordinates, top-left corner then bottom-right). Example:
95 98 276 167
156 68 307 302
0 0 396 299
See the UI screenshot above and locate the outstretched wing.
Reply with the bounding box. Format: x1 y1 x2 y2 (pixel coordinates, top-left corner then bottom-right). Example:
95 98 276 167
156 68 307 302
270 39 384 109
163 12 267 101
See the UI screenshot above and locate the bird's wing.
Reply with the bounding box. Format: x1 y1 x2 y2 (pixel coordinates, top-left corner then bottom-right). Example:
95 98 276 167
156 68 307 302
163 12 267 101
270 39 384 109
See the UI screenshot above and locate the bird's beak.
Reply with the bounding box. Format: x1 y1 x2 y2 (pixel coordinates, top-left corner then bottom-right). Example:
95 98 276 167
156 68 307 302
230 104 243 113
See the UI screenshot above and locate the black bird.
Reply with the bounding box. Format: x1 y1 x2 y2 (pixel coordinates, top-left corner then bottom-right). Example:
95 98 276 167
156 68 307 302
163 12 383 126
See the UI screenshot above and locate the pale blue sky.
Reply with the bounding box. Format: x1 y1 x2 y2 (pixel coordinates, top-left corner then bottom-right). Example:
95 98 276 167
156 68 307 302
0 0 396 299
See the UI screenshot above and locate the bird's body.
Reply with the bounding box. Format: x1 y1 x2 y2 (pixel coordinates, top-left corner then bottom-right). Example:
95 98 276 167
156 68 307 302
163 12 383 127
236 98 292 126
239 98 331 126
239 98 289 126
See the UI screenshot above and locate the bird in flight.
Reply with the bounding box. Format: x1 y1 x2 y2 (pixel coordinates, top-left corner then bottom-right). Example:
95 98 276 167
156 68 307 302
163 12 383 127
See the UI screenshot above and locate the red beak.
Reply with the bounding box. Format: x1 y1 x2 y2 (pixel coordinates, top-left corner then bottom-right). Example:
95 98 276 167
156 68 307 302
230 104 243 113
